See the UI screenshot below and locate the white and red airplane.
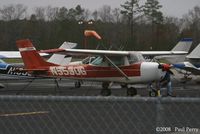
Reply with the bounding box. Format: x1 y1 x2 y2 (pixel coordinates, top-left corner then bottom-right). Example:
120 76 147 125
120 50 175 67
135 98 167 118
16 39 176 96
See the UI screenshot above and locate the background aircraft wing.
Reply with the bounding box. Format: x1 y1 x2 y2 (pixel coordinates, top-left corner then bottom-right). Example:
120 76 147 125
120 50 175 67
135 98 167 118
139 51 188 56
0 51 48 59
0 51 22 59
173 62 200 75
182 67 200 75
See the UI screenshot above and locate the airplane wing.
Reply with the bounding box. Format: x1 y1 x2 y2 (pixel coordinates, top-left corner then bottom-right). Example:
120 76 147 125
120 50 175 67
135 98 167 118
40 49 130 56
40 48 187 57
0 51 48 59
183 67 200 75
173 62 200 75
139 51 188 56
0 51 22 59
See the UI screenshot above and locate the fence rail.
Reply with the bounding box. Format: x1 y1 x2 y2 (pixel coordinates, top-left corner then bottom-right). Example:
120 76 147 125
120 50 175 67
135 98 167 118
0 95 199 134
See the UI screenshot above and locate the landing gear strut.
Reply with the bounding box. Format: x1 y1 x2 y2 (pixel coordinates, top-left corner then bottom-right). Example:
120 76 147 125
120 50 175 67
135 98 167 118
75 81 81 88
100 82 111 96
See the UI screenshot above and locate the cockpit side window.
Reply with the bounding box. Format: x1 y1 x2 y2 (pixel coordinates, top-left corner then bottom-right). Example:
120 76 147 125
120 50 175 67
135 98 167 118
91 56 125 67
91 56 103 65
128 53 145 64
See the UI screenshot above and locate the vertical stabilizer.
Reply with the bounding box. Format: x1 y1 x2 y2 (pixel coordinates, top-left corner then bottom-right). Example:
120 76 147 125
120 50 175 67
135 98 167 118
47 42 77 65
172 38 192 52
16 39 56 69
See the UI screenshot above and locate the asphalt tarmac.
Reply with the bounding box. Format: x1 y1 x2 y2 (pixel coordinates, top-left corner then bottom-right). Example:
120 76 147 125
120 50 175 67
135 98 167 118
0 73 200 97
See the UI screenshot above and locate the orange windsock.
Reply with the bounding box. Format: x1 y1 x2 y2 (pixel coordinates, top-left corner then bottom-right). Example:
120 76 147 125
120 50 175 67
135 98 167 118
84 30 102 40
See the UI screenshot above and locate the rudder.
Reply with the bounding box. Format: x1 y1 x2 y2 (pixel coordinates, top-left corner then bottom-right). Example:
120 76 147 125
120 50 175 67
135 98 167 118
16 39 56 69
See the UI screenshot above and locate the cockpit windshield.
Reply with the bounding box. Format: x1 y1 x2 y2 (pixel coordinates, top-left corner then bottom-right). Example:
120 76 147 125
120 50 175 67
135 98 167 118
128 53 145 64
91 56 104 65
91 56 125 66
90 53 145 67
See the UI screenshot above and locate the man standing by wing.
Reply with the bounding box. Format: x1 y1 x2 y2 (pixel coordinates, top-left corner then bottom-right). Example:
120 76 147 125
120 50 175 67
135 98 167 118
159 64 175 97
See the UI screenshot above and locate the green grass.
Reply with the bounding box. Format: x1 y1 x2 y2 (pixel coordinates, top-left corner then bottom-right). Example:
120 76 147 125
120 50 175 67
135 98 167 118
3 58 23 63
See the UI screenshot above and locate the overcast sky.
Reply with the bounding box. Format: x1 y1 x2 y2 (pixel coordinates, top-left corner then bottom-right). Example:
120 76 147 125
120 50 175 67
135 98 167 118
1 0 200 18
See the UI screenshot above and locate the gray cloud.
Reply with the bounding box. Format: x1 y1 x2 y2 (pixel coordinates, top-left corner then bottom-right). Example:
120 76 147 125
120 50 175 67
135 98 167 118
1 0 200 17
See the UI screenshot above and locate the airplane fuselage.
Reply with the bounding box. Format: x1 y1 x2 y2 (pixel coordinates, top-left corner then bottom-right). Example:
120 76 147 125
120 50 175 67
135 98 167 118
43 62 166 84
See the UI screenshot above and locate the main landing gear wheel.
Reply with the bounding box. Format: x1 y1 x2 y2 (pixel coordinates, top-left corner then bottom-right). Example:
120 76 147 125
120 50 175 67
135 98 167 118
75 81 81 88
149 90 158 97
127 87 137 96
101 82 111 96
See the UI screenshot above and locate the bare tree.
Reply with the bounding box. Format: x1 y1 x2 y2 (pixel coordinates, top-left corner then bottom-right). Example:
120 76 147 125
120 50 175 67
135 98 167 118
92 10 98 21
34 7 45 20
181 6 200 45
99 5 113 22
112 8 121 23
0 4 27 20
46 6 59 21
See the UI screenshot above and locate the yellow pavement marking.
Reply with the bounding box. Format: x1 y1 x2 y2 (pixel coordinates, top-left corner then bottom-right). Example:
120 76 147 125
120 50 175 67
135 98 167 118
0 111 49 117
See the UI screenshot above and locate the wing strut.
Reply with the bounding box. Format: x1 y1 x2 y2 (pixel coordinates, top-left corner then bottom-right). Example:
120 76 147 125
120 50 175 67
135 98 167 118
104 56 129 80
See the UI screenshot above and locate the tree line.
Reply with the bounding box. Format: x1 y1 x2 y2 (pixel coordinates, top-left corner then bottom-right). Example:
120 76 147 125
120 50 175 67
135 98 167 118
0 0 199 51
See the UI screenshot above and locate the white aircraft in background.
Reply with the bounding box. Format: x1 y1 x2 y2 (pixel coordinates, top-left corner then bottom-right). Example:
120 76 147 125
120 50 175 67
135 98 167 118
0 41 77 64
0 50 48 59
173 43 200 77
152 38 192 63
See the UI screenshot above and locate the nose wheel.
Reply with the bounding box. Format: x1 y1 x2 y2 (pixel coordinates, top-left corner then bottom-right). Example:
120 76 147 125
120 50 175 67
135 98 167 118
149 89 158 97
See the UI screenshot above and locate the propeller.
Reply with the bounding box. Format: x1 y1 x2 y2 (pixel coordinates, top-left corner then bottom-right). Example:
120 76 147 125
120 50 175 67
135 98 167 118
158 63 174 75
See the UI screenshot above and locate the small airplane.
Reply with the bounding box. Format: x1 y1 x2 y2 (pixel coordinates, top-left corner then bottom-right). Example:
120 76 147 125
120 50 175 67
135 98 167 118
41 38 191 88
173 43 200 76
16 39 181 96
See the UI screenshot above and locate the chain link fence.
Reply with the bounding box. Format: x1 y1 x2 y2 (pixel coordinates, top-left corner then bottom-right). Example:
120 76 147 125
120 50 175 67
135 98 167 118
0 96 199 134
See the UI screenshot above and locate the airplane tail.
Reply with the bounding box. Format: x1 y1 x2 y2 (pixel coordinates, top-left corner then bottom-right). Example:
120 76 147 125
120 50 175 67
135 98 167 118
154 38 192 64
187 43 200 59
171 38 192 52
16 39 57 70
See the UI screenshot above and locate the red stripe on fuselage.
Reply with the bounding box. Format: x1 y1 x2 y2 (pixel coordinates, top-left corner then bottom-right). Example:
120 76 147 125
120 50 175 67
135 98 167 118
48 63 141 78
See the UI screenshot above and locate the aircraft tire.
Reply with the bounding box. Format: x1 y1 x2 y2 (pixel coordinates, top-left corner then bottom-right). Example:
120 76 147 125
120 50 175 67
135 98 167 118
149 90 158 97
127 87 137 96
